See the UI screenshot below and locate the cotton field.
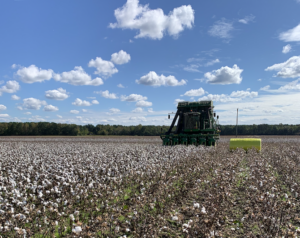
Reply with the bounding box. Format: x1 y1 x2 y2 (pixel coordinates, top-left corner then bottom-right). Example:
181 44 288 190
1 136 300 237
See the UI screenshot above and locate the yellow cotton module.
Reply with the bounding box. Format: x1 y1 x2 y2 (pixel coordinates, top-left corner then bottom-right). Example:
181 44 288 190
229 138 261 152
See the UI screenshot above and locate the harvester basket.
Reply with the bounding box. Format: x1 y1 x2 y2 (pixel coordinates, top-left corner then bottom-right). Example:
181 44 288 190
230 138 261 152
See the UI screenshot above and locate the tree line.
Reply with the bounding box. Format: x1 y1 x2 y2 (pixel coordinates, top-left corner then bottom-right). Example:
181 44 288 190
0 122 299 136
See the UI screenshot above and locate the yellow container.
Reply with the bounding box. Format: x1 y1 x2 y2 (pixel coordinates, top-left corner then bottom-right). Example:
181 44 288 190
229 138 261 151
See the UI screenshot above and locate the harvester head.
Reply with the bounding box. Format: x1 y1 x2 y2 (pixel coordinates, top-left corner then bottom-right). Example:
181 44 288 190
160 100 220 146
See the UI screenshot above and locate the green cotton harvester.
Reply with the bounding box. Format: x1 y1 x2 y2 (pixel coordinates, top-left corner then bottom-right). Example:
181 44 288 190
160 100 220 146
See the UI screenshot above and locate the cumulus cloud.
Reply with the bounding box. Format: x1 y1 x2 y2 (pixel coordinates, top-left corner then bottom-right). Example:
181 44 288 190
111 50 131 65
15 65 53 83
238 15 255 24
0 114 9 118
95 90 118 99
0 81 20 96
148 108 154 113
70 110 79 114
136 71 186 86
260 85 270 91
279 23 300 42
282 44 292 54
82 109 87 112
136 100 152 107
183 64 201 72
182 87 205 97
204 64 243 84
109 0 195 40
117 83 125 88
174 98 185 104
208 19 234 39
11 95 20 100
109 108 120 113
0 105 7 110
72 98 92 106
20 98 47 110
132 107 143 113
230 90 258 98
53 66 104 86
129 116 146 121
198 94 239 103
44 105 59 112
121 94 147 101
88 57 118 78
265 56 300 78
205 59 220 66
24 112 31 115
57 115 62 118
92 100 99 104
45 88 69 100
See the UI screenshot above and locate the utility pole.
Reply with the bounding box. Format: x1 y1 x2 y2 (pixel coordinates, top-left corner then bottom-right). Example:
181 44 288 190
236 108 238 138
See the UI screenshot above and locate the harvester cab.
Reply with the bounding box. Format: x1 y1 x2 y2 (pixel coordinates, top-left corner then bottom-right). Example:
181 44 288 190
161 100 220 146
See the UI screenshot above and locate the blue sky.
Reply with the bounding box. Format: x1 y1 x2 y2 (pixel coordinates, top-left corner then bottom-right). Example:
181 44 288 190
1 0 300 125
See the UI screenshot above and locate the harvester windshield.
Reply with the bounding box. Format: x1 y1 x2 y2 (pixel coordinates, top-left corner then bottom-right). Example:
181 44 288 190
184 112 200 131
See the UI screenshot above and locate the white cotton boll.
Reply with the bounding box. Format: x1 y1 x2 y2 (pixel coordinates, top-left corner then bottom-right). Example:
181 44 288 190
285 194 288 199
74 211 79 216
69 214 75 221
201 207 207 214
0 210 5 215
14 227 20 231
125 228 130 232
46 190 50 194
72 226 82 233
55 221 58 226
64 200 68 205
172 216 178 221
194 203 200 208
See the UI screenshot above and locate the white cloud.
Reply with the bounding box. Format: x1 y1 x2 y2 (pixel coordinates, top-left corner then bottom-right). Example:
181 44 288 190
0 105 7 110
70 110 79 114
0 81 20 96
92 100 99 104
204 64 243 84
44 105 59 112
136 71 186 86
109 108 120 113
117 83 125 88
17 106 23 111
95 90 118 99
45 88 69 100
24 112 31 115
109 0 194 40
88 57 118 77
265 56 300 78
205 59 220 66
111 50 131 65
15 65 53 83
121 94 147 102
53 66 104 86
57 115 62 118
136 100 152 107
11 95 20 100
182 87 205 97
76 116 82 119
11 64 17 69
279 23 300 42
72 98 92 106
230 90 258 98
258 78 262 81
0 114 9 118
82 109 87 112
208 19 233 39
174 98 185 104
129 116 146 122
21 98 47 110
260 85 270 91
260 80 300 93
148 108 154 113
198 94 239 103
132 107 143 113
238 15 255 24
282 44 292 54
183 64 201 72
